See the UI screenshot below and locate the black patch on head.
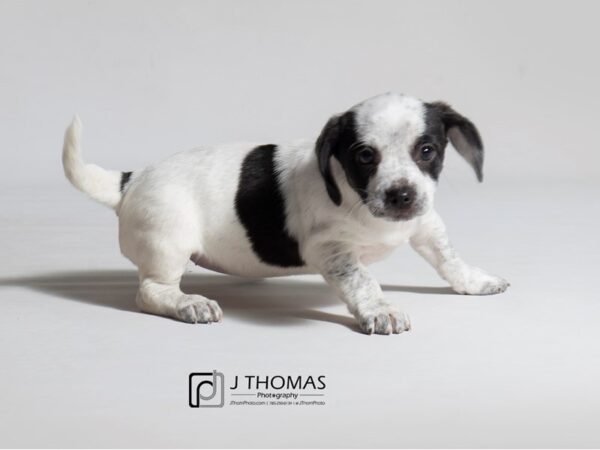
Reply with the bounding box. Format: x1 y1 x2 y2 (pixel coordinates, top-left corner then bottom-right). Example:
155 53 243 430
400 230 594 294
315 111 380 205
422 102 484 181
235 145 305 268
411 107 449 181
120 171 133 192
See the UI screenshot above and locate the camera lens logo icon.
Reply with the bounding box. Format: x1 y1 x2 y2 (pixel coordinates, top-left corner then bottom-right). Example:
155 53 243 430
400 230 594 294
189 371 225 408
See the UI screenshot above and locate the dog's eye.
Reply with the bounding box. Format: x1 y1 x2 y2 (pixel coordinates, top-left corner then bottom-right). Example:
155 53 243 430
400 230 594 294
420 144 436 161
357 147 375 165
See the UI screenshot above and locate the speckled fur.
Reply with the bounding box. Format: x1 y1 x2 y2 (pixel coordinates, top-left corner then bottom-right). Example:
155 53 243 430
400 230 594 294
62 93 508 334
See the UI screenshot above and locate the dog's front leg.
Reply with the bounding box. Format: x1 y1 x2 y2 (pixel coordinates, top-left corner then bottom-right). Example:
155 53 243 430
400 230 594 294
410 212 509 295
309 242 410 335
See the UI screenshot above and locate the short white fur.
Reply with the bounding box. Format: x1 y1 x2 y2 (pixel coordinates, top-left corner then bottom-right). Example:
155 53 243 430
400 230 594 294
62 93 509 335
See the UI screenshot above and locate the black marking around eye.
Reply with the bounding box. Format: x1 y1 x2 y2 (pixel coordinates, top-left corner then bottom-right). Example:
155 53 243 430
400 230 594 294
333 112 380 200
414 106 448 181
120 171 133 192
235 144 305 268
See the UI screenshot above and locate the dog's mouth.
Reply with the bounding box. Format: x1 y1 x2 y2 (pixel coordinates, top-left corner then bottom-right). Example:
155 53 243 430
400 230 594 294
367 198 425 222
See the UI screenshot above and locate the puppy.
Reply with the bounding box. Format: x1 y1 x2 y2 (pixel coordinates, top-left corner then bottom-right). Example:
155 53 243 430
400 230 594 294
62 93 509 334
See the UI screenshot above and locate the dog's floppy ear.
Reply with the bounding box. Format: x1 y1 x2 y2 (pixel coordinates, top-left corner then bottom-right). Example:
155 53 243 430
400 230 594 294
315 114 344 205
429 102 484 182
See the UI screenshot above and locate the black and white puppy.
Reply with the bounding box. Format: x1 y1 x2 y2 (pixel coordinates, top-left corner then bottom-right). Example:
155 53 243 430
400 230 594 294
62 93 509 335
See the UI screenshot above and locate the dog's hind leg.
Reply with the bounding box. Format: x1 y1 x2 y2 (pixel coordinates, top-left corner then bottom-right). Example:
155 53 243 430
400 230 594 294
132 246 222 323
137 278 222 324
117 182 224 323
119 200 222 324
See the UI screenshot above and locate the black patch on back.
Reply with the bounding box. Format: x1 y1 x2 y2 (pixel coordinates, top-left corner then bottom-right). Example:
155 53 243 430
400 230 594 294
235 145 305 268
120 171 133 192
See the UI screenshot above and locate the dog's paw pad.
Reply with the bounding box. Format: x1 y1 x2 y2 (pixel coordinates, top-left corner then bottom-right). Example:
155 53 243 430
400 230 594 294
176 296 222 324
481 277 510 294
357 303 410 335
452 268 510 296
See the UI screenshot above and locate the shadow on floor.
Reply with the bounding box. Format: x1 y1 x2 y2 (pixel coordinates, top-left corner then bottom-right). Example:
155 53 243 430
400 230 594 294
0 270 453 332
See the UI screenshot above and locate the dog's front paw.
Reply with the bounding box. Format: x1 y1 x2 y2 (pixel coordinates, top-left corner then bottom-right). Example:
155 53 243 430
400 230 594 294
354 301 411 335
451 267 510 295
176 295 223 323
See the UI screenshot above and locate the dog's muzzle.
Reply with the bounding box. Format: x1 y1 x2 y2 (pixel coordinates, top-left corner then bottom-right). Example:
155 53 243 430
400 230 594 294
382 183 422 221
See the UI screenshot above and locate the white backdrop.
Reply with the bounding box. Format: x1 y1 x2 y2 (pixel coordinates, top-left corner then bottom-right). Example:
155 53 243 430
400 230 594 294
1 1 600 448
1 0 599 187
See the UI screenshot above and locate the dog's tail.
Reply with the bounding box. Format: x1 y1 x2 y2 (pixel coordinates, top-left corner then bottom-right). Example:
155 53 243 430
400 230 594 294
62 116 133 209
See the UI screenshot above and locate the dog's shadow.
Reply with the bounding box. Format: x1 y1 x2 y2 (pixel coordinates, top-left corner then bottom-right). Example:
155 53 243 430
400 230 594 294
0 270 453 332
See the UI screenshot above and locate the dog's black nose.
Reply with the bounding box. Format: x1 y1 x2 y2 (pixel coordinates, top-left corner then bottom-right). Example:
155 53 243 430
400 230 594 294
385 185 416 210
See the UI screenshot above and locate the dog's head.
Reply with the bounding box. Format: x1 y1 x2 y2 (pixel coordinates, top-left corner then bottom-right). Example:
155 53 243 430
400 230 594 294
316 93 483 221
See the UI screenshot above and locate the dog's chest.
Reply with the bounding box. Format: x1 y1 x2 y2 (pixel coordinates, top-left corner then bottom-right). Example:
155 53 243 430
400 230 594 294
358 243 397 265
355 228 413 265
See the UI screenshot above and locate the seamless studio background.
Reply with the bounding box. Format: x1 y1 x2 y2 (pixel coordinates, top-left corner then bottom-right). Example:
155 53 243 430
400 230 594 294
1 1 599 448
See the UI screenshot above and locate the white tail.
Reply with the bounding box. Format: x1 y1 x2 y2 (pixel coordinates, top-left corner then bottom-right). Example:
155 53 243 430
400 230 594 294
62 116 124 209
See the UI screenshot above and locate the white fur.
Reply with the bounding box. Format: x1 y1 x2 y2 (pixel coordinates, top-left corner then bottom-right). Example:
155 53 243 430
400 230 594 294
62 93 508 334
353 94 437 218
62 116 122 208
